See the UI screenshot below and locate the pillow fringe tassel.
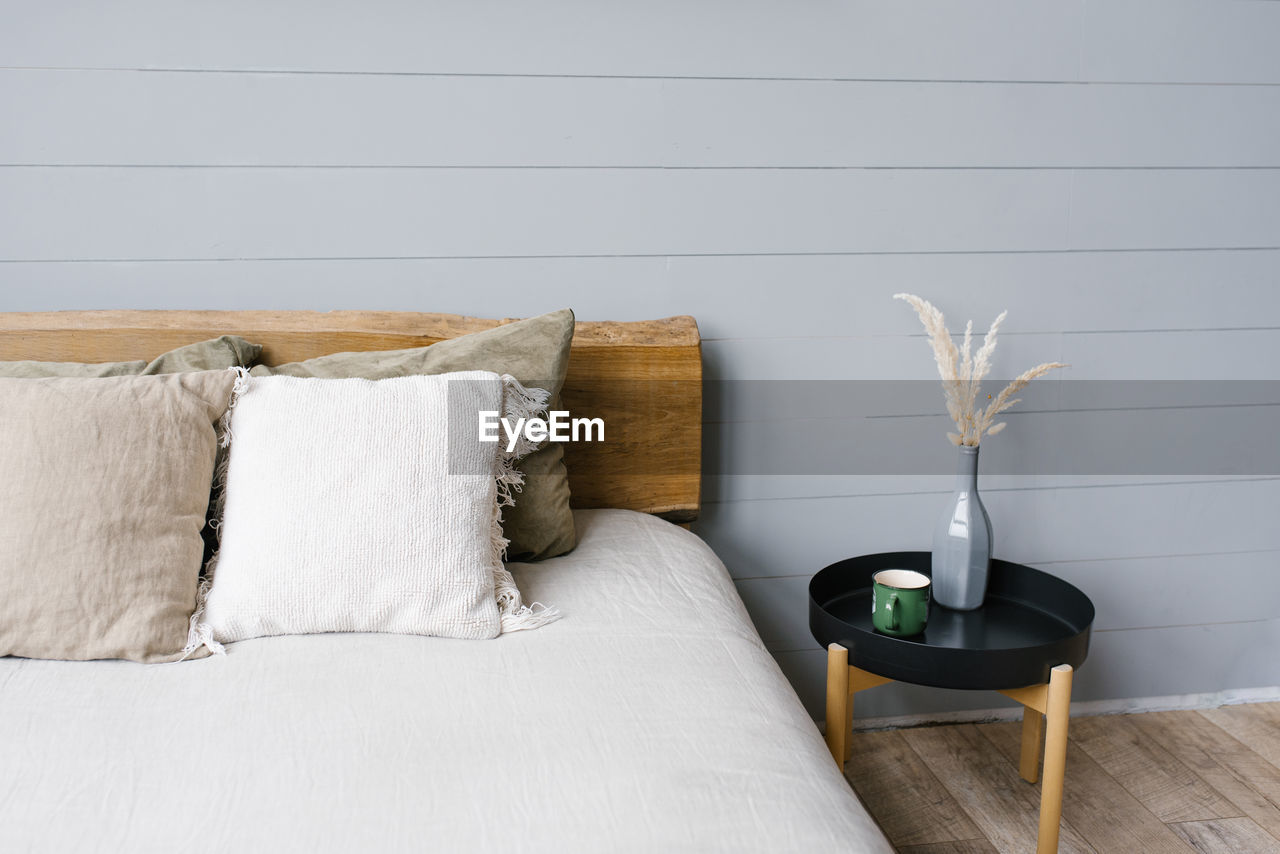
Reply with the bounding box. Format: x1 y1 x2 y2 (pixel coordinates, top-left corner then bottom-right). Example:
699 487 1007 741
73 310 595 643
493 374 561 633
180 367 251 659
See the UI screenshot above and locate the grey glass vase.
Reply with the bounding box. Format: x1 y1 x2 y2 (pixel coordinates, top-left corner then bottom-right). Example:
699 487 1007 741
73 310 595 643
931 444 993 610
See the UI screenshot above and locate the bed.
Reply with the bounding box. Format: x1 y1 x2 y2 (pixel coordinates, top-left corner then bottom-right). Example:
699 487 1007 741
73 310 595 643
0 311 891 854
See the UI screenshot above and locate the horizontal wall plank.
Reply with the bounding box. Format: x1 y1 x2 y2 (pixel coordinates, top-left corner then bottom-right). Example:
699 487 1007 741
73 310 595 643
1082 1 1280 86
694 479 1280 579
1076 621 1280 704
4 168 1280 260
704 400 1280 477
0 70 660 168
0 258 669 318
0 251 1277 338
0 2 1074 80
737 550 1280 652
2 167 1073 259
1060 329 1280 382
662 80 1280 168
5 70 1279 167
776 619 1280 721
703 394 1280 473
3 1 1278 83
701 475 1275 505
704 333 1066 381
667 251 1280 338
705 329 1280 381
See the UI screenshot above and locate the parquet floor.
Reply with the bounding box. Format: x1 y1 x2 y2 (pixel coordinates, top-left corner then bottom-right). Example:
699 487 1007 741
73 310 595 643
845 702 1280 853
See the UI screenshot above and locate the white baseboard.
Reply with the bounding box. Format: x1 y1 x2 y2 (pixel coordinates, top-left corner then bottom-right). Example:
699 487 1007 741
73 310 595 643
830 685 1280 733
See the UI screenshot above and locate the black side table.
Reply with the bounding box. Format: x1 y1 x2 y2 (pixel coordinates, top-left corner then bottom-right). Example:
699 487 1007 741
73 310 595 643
809 552 1094 854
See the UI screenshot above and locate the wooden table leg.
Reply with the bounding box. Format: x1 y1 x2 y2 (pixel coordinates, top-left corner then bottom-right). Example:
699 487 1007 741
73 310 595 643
844 687 855 763
1036 664 1074 854
1019 704 1045 783
828 658 894 768
825 643 849 766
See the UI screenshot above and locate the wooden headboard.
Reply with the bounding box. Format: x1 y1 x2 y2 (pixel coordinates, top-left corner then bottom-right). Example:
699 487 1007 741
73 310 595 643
0 311 703 522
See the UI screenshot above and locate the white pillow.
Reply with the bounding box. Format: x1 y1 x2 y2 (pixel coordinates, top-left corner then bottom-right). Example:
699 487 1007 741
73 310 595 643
192 370 557 650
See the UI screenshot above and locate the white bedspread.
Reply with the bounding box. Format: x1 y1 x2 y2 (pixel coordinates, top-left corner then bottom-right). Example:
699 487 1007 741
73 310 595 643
0 510 890 854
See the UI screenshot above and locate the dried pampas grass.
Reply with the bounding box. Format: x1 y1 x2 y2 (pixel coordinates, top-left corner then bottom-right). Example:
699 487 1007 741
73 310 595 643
894 293 1067 446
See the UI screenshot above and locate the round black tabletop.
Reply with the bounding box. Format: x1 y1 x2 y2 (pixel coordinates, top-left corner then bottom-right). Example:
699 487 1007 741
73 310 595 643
809 552 1094 690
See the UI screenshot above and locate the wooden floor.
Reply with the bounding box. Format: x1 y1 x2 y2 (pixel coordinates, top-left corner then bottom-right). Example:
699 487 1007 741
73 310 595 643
845 702 1280 854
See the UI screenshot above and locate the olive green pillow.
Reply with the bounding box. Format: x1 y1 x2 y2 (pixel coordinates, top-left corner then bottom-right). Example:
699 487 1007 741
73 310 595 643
0 336 262 378
0 372 238 662
250 309 577 560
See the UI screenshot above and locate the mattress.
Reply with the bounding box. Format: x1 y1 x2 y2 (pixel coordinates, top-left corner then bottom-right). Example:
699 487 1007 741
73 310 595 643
0 509 890 854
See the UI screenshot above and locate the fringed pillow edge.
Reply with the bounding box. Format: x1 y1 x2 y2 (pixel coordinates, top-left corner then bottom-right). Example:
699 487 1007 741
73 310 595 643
181 366 252 659
491 374 561 633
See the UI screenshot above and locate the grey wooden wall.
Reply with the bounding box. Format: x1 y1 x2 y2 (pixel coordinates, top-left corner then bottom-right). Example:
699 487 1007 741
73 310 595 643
3 1 1278 721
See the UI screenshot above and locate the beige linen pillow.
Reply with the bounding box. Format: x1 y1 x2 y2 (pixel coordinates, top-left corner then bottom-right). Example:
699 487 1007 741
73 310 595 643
0 335 261 378
250 309 576 560
0 336 264 564
0 371 238 663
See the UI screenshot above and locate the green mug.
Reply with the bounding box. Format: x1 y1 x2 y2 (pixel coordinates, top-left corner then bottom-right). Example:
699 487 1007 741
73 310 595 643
871 569 931 637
